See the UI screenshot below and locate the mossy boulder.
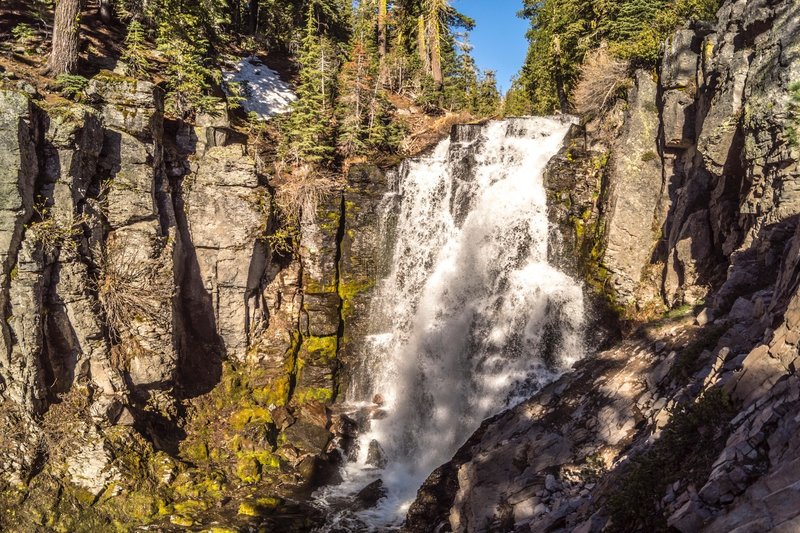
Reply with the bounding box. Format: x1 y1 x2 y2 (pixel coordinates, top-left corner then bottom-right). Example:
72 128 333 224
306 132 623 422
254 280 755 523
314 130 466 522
238 496 283 517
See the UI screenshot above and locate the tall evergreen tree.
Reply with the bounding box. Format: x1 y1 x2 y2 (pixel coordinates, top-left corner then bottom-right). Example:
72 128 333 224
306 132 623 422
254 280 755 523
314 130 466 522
282 3 339 165
336 1 401 158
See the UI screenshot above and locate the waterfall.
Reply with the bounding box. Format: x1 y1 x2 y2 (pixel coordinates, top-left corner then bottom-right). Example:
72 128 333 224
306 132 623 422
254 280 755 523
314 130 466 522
316 117 585 530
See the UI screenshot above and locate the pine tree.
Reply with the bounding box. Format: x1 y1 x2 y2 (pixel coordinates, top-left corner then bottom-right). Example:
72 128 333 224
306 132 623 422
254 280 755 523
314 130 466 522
337 31 373 157
502 76 534 116
473 70 501 116
282 4 338 166
335 1 402 159
378 0 388 60
121 19 149 76
157 10 221 118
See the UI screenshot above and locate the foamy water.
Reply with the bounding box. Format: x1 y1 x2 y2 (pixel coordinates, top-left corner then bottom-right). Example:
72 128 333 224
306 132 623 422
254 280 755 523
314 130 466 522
314 117 585 530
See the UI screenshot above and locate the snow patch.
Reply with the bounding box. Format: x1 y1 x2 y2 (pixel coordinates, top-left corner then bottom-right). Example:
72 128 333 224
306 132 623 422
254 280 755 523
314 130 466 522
222 56 297 119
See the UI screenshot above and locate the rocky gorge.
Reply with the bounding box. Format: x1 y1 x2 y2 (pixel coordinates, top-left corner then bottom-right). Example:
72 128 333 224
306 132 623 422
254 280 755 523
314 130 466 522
0 0 799 531
406 0 800 530
0 68 390 529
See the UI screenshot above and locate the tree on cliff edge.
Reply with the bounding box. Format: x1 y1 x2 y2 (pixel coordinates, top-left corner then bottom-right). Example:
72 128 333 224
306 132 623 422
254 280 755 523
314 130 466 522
47 0 83 75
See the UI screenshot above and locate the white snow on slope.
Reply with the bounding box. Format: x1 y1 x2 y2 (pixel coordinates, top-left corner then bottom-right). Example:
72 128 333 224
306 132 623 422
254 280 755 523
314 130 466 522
222 56 297 119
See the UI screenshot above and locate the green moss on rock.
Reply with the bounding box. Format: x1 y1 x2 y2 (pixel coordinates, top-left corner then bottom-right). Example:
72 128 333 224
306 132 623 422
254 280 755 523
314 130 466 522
301 335 338 365
338 279 375 320
238 497 283 517
293 386 334 405
230 406 273 430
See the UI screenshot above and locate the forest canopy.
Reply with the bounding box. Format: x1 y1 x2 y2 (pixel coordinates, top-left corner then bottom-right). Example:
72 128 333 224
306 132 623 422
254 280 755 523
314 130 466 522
516 0 723 114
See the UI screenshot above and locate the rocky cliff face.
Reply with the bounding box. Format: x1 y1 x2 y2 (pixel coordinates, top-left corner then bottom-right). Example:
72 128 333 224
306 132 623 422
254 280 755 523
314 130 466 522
0 71 385 530
407 0 800 531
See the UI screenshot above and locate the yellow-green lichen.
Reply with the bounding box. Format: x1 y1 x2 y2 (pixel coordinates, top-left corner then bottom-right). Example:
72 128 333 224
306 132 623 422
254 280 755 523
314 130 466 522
170 514 195 526
338 278 375 320
252 374 291 407
235 451 280 484
230 406 273 430
302 335 338 365
293 386 334 405
237 497 282 517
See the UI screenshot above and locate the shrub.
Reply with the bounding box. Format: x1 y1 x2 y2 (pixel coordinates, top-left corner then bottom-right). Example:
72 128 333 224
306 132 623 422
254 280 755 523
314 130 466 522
55 74 90 102
11 23 37 50
121 19 150 77
273 165 341 224
606 389 736 532
26 203 88 255
95 237 175 339
788 81 800 147
40 387 91 464
571 44 630 117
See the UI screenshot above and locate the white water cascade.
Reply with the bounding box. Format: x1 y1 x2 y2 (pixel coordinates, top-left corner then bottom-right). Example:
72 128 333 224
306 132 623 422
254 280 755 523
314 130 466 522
316 117 586 530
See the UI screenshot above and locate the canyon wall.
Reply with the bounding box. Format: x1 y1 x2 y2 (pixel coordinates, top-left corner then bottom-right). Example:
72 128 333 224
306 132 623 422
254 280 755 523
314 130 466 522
0 72 385 529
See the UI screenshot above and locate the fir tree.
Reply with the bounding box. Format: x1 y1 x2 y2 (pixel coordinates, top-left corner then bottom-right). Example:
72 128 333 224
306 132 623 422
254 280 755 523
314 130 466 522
502 76 534 116
282 4 339 166
472 70 501 117
335 1 402 159
121 19 149 76
337 31 373 157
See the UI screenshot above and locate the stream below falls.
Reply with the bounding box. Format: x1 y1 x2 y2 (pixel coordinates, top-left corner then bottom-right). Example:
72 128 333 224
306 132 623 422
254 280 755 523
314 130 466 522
314 117 586 531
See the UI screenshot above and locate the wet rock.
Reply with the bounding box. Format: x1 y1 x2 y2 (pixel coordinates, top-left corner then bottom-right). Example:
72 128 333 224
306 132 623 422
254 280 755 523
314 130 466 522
283 421 331 455
355 479 386 509
366 440 388 468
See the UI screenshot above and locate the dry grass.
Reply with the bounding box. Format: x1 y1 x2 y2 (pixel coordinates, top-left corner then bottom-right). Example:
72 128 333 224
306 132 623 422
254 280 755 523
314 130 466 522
400 110 473 155
272 164 342 223
26 203 89 255
94 236 175 339
572 44 630 117
40 387 90 464
0 401 32 454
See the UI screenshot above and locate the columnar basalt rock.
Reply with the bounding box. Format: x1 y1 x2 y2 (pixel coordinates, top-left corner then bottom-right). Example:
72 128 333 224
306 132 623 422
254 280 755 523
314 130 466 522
0 66 368 527
0 90 41 414
182 143 268 362
602 70 664 307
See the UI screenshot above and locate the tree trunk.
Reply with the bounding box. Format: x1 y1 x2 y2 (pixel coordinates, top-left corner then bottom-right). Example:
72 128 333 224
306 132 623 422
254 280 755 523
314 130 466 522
417 15 429 72
47 0 82 76
378 0 387 59
552 35 569 113
228 0 241 31
428 14 443 90
247 0 258 34
99 0 113 24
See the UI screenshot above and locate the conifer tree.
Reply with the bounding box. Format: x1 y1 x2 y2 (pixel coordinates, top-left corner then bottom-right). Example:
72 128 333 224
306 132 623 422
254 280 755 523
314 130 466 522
337 29 373 157
378 0 388 60
502 76 534 116
282 4 339 166
473 70 501 116
121 19 149 76
336 2 402 158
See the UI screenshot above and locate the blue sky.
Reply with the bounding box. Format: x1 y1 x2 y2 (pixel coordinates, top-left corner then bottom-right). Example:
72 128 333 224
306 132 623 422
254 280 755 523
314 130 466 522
452 0 529 93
